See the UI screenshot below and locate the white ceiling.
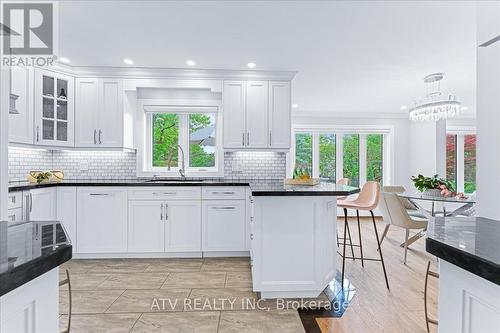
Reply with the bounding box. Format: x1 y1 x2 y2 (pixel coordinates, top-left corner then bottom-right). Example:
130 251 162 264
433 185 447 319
58 0 477 116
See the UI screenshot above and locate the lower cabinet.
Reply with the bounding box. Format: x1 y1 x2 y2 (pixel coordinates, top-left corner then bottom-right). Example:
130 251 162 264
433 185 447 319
76 187 127 253
202 200 246 251
56 187 77 249
26 188 57 221
128 200 202 253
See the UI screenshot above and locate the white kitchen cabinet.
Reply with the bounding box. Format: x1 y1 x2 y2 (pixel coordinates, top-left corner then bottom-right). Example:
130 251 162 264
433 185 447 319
268 81 291 149
25 188 57 221
223 80 290 150
56 187 77 248
34 68 74 146
9 66 34 144
223 81 247 148
0 268 59 333
202 200 246 251
75 78 124 148
76 187 127 253
128 200 165 252
164 200 201 252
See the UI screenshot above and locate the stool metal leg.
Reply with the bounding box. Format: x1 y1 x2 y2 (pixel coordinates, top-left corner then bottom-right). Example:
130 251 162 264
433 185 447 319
356 209 364 267
345 216 356 261
341 207 348 289
371 210 389 289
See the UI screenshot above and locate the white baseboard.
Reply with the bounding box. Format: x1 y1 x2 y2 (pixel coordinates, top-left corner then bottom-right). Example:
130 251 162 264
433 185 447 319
72 251 251 259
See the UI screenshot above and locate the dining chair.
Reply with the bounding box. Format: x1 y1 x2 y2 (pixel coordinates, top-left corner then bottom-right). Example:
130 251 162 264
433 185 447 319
338 181 389 289
378 190 428 264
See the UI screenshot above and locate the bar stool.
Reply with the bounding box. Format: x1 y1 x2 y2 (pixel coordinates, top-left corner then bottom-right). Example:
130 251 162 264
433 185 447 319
338 181 389 289
336 178 355 259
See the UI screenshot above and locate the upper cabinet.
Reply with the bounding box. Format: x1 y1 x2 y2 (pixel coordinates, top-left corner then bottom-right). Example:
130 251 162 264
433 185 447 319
75 78 125 148
223 80 291 150
9 66 34 144
34 69 74 146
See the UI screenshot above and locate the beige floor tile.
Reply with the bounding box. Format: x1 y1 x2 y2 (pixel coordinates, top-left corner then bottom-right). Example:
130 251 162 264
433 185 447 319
187 288 257 311
59 273 109 291
131 312 220 333
161 272 226 289
201 258 251 272
60 289 124 314
145 259 203 272
60 259 103 274
106 288 191 313
59 313 140 333
219 310 305 333
98 273 169 290
225 271 253 288
86 259 150 273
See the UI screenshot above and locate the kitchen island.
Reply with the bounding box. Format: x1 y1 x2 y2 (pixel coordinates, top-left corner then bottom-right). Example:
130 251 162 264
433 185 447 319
426 216 500 333
250 181 359 299
0 220 72 332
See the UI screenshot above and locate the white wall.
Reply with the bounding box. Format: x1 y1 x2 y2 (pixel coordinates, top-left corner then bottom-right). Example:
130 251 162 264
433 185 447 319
476 2 500 220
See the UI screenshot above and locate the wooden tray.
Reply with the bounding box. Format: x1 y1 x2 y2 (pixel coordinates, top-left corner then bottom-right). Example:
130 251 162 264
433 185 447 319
284 178 320 186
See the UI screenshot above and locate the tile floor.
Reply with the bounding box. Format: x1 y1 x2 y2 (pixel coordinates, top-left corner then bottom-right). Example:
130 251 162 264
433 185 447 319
59 257 322 333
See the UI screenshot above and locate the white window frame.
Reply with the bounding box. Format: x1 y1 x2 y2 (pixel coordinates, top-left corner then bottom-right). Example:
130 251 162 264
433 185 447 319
136 99 224 178
288 124 394 186
447 126 476 194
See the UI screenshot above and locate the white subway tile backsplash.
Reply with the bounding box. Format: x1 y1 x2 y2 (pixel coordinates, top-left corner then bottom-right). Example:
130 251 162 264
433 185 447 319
8 148 287 181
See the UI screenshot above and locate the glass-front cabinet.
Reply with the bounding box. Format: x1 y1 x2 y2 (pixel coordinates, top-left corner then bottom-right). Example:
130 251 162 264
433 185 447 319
34 69 74 146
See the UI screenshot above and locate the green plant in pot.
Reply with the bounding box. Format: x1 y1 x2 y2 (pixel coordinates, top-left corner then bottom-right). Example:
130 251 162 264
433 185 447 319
411 174 455 197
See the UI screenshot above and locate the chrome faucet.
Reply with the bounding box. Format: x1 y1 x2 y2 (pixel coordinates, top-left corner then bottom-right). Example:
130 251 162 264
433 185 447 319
166 145 186 179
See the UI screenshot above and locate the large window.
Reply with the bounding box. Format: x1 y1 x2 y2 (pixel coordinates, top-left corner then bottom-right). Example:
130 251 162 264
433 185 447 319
446 131 476 194
291 129 390 187
146 111 221 176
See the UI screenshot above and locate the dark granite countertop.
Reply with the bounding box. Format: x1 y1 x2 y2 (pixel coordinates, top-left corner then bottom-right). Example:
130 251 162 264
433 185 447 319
426 216 500 285
9 179 360 197
0 220 72 296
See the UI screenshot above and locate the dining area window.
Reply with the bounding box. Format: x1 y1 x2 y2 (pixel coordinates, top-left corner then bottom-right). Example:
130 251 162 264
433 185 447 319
446 130 476 194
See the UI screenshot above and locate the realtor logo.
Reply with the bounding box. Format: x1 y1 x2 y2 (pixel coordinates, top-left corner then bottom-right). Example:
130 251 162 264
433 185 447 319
3 3 53 55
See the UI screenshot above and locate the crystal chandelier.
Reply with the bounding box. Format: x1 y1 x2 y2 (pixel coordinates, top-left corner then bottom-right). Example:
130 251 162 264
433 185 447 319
409 73 460 122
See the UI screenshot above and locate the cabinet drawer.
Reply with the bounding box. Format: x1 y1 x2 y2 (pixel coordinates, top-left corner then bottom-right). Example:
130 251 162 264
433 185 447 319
7 207 23 223
8 192 23 210
202 200 246 251
202 186 246 200
128 187 201 200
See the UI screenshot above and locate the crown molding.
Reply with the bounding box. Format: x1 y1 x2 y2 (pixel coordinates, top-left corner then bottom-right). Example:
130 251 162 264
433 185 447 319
292 111 477 120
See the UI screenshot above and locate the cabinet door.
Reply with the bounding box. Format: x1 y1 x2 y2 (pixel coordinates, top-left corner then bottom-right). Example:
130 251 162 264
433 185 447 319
202 200 246 251
57 187 77 248
34 69 74 146
28 188 56 220
98 79 123 147
75 78 99 147
268 81 291 149
245 81 269 148
128 200 165 252
223 81 246 148
76 188 127 253
9 66 34 144
164 200 201 252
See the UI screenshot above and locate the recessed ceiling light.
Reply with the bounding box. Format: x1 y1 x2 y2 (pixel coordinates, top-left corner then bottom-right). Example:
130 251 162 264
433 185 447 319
460 106 468 111
186 60 196 67
123 58 134 65
292 104 299 109
400 105 408 110
247 62 256 69
58 57 70 64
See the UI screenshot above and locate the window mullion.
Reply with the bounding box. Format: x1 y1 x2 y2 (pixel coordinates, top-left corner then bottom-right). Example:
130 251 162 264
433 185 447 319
180 114 189 171
457 134 465 193
312 133 320 178
359 134 367 186
336 134 343 182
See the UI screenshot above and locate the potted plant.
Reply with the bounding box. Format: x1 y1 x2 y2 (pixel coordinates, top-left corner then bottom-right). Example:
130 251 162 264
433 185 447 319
411 174 455 197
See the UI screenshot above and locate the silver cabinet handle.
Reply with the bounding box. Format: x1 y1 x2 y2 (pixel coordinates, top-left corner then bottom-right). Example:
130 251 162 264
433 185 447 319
269 131 272 145
160 203 164 220
153 192 177 195
211 191 235 195
24 194 30 220
247 132 250 145
242 132 245 146
165 203 168 221
250 233 254 240
212 206 236 210
36 126 40 142
89 193 111 196
29 193 33 213
94 129 97 144
99 129 102 144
